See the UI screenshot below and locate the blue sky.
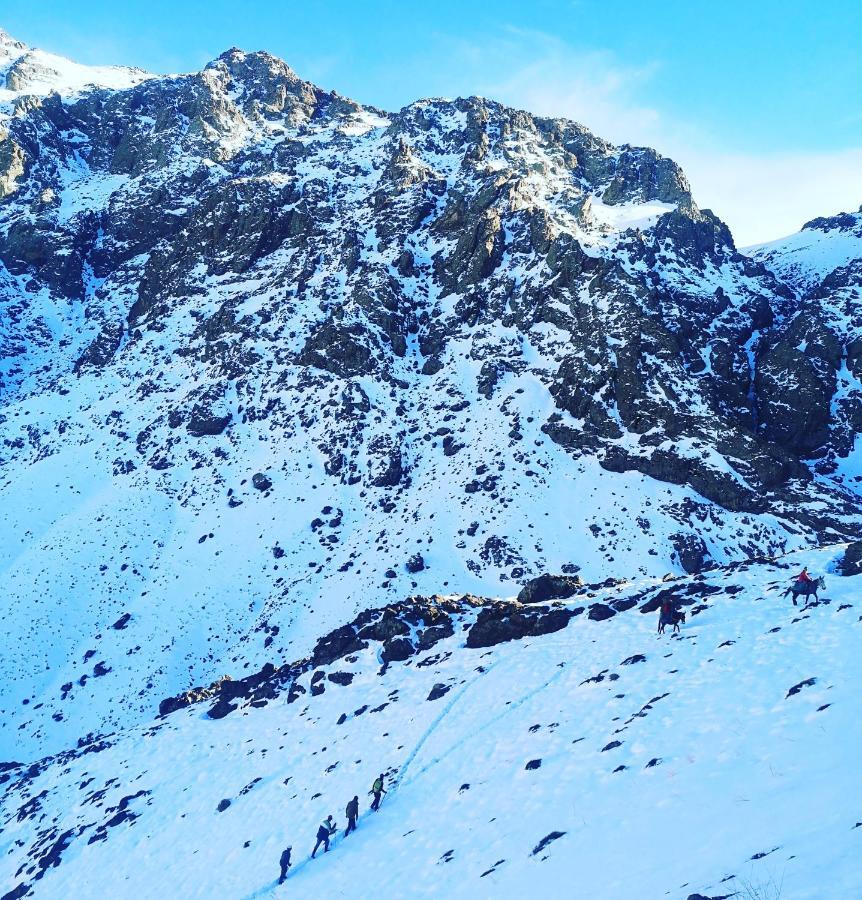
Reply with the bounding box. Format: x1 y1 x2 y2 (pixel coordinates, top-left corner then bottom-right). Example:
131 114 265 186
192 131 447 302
4 0 862 243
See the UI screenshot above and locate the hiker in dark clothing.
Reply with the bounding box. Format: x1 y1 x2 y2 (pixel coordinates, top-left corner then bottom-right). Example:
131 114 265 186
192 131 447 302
369 774 387 811
311 815 336 858
345 796 359 836
278 846 292 884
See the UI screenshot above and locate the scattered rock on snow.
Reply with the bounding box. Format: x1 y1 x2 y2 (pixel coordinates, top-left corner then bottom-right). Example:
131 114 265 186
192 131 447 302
531 831 566 856
786 677 817 698
427 683 451 701
252 472 272 491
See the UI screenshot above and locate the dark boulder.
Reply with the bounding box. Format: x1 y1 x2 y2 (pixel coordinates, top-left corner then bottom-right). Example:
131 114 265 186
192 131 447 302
357 611 410 642
531 831 566 856
517 573 582 604
287 682 306 704
207 698 238 719
252 472 272 491
111 612 132 630
427 683 451 701
671 532 712 574
405 553 425 574
186 409 231 437
312 625 367 666
417 619 454 650
466 603 574 648
587 603 615 621
381 637 414 664
158 696 186 717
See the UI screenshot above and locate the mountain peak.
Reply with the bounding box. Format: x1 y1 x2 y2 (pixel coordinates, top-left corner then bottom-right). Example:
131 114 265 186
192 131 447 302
801 207 862 233
1 24 861 764
208 45 299 78
0 27 28 49
0 28 29 71
0 35 151 98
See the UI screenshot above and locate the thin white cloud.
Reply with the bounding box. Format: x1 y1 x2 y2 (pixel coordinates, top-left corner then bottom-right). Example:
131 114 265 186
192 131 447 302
456 30 862 246
678 148 862 248
474 31 663 144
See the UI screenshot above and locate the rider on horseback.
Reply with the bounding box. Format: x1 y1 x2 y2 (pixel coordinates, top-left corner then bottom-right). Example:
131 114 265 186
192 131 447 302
788 568 822 606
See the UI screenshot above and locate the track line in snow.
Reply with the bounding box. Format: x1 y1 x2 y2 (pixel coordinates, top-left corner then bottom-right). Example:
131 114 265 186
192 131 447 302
401 653 571 787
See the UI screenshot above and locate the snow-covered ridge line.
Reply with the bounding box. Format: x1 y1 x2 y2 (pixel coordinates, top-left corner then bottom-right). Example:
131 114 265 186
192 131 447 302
746 205 862 296
0 29 151 102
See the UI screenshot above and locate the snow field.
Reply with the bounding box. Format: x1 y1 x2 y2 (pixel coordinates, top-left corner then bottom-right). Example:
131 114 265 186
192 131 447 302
2 545 859 899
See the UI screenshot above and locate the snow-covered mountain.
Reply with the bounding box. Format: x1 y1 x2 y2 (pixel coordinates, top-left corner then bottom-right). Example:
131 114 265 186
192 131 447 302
1 29 862 898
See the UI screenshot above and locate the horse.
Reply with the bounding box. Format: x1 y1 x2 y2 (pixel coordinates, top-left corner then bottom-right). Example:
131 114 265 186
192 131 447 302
658 610 686 635
784 575 825 606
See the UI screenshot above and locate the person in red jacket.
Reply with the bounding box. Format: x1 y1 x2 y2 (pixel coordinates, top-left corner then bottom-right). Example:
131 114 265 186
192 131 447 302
796 568 812 584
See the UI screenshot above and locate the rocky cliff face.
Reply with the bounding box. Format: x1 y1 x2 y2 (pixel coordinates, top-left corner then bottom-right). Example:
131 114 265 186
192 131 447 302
2 31 862 756
751 208 862 473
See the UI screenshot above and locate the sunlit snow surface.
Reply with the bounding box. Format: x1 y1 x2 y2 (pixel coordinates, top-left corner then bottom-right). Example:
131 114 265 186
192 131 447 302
1 546 859 899
747 214 862 296
0 30 150 103
585 197 676 236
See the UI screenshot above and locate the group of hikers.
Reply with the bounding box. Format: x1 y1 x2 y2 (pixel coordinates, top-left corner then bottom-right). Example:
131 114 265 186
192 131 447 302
657 567 818 634
277 773 388 884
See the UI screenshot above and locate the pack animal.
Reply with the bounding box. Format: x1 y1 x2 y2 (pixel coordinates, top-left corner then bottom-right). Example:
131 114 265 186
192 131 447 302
784 575 825 606
658 609 686 635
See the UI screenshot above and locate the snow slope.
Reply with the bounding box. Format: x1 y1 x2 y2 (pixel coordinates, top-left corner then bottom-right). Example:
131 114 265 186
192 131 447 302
0 29 150 101
0 361 815 761
2 545 860 899
748 208 862 296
